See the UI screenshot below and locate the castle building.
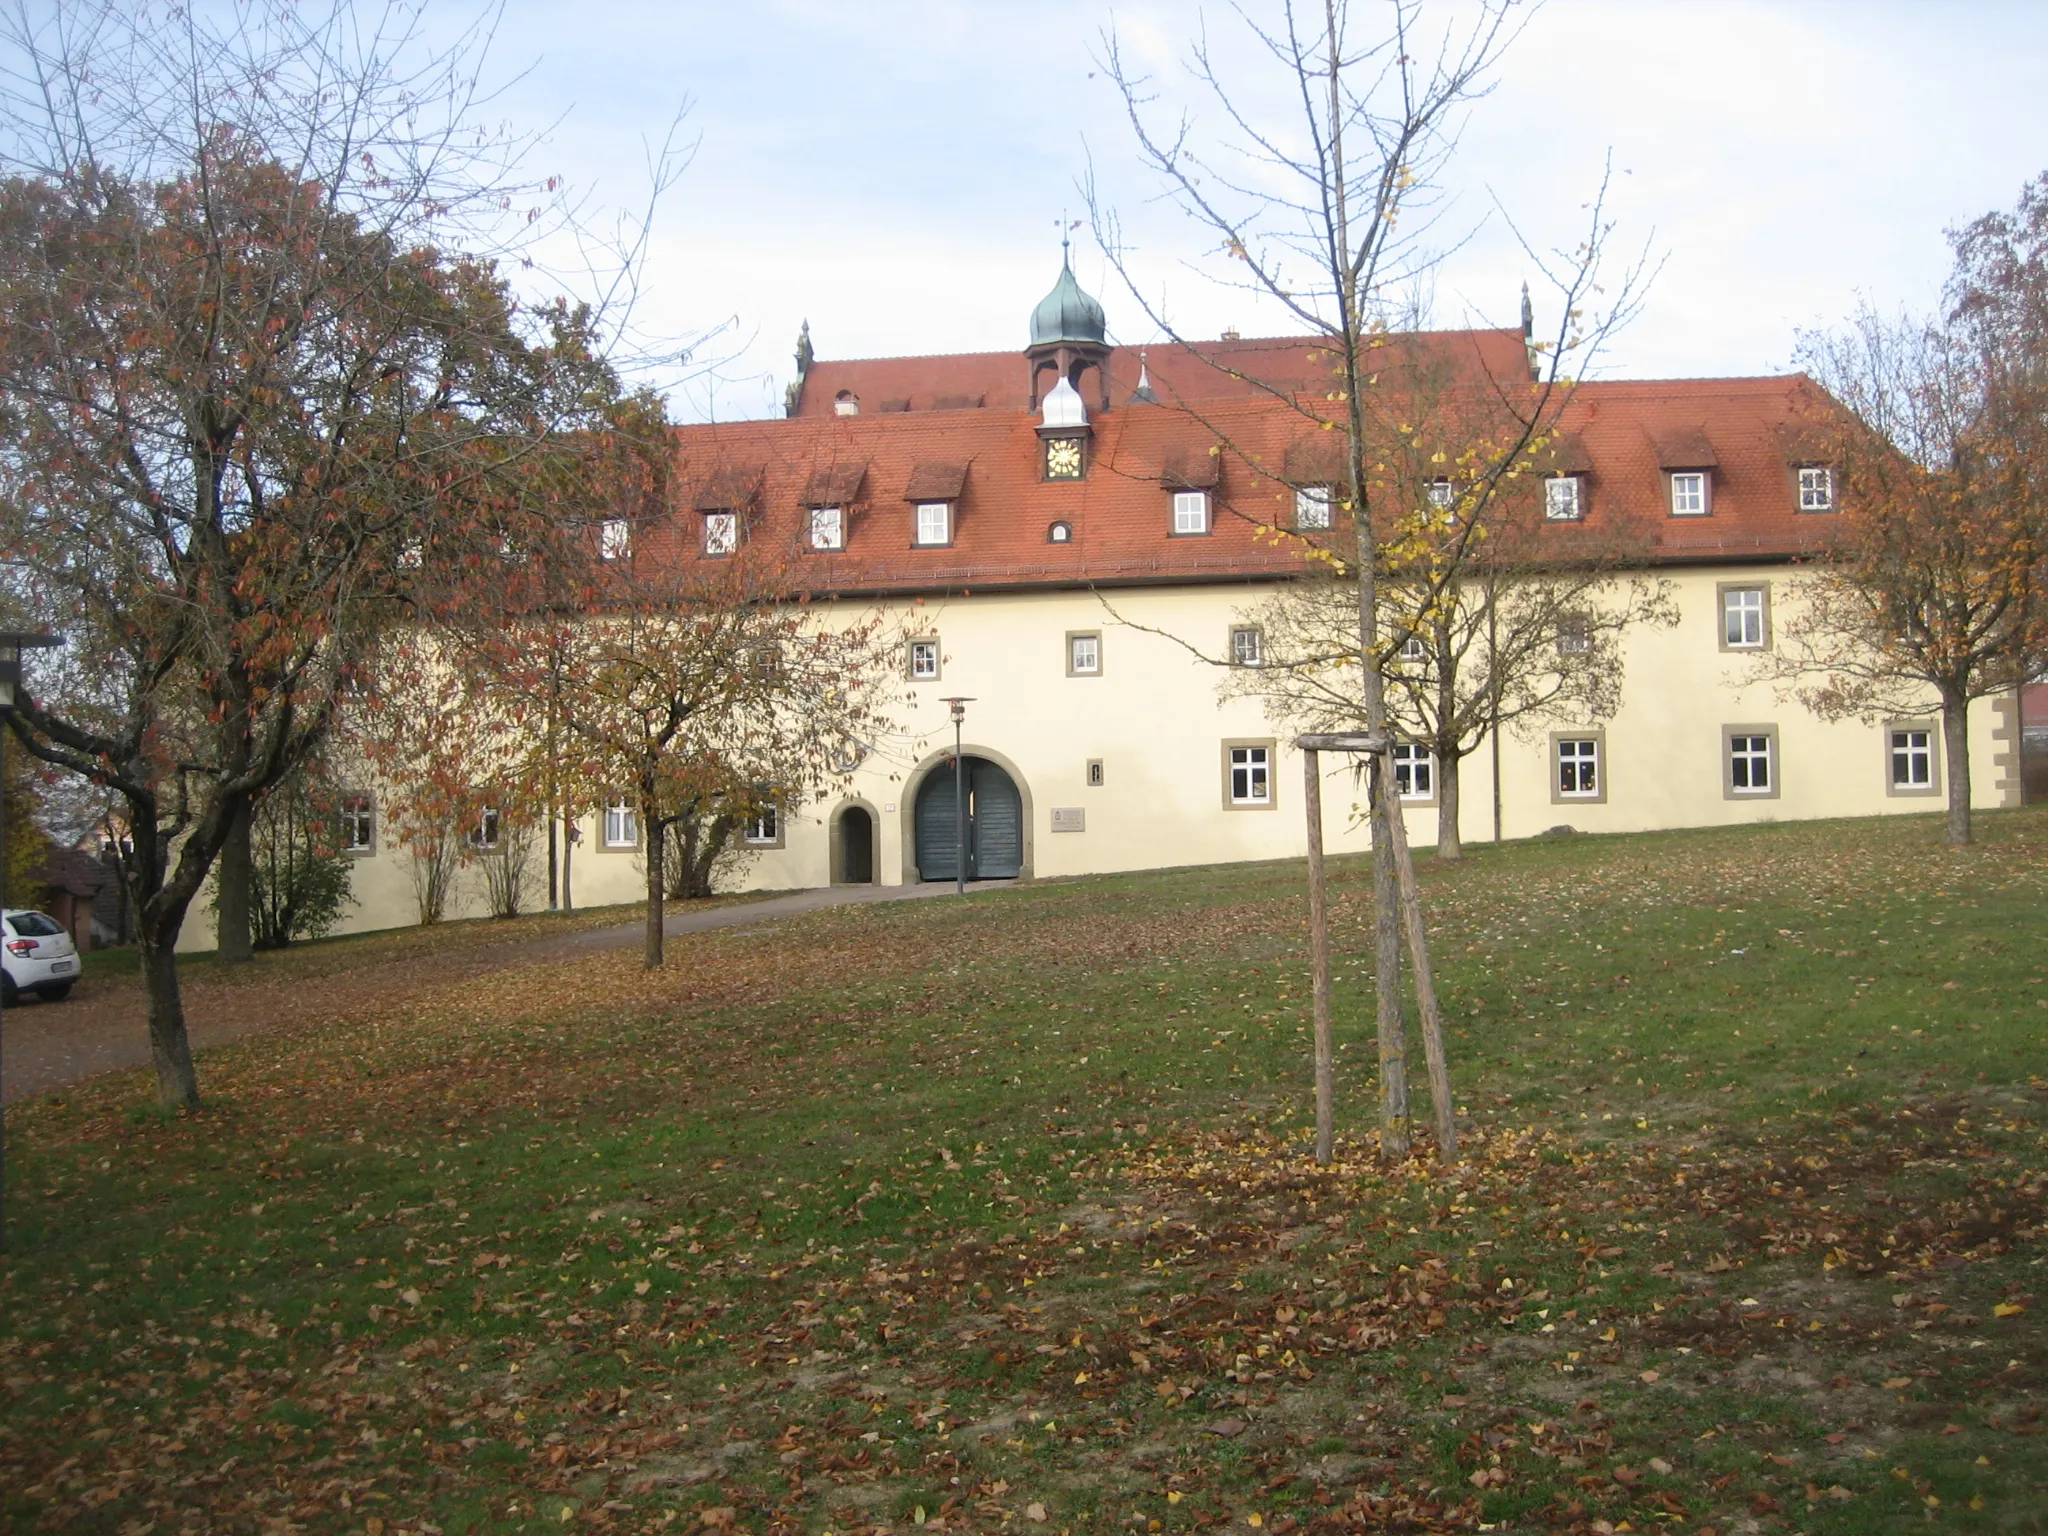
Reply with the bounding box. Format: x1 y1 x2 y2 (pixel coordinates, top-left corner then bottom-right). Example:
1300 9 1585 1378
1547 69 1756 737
310 259 2027 936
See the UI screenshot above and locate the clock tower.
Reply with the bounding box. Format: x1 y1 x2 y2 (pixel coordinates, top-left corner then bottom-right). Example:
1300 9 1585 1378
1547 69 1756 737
1026 243 1110 416
1027 242 1108 480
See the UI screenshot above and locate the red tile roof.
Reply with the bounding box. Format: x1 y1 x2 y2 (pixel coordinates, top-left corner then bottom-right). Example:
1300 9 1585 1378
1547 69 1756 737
657 339 1846 597
790 328 1535 417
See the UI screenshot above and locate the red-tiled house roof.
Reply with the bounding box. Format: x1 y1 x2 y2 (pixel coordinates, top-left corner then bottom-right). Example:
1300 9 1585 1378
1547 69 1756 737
790 329 1535 417
656 340 1848 597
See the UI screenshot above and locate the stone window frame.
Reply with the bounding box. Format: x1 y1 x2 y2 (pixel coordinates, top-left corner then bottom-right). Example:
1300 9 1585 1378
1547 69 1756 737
1222 738 1277 810
1717 581 1772 652
907 636 942 682
1066 630 1103 678
742 804 786 848
600 797 639 851
1551 730 1607 805
1723 723 1780 801
1228 624 1264 668
338 793 376 856
1391 741 1438 806
1884 718 1943 798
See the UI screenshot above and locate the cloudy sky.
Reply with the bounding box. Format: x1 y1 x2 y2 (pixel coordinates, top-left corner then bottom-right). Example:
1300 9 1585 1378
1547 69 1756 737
486 0 2048 421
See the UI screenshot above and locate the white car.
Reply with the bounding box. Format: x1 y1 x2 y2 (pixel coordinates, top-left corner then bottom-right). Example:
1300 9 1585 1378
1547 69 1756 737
2 908 80 1004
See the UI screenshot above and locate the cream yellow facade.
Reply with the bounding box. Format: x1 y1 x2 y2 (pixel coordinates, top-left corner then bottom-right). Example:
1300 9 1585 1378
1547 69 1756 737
212 563 2017 951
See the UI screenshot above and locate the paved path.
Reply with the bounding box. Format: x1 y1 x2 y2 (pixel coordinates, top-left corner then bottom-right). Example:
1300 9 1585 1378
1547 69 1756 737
2 881 973 1105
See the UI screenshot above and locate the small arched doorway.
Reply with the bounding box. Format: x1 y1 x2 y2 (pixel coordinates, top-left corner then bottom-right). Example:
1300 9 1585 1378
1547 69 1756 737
914 756 1023 881
835 804 876 885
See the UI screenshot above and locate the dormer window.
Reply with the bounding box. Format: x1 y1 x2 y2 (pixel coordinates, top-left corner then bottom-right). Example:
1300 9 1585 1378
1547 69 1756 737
809 505 844 551
1048 520 1072 543
1797 465 1835 512
1171 491 1210 536
913 501 952 547
1544 475 1584 521
834 391 859 417
1426 479 1455 511
1670 471 1709 516
599 518 630 561
1294 485 1333 530
704 512 740 556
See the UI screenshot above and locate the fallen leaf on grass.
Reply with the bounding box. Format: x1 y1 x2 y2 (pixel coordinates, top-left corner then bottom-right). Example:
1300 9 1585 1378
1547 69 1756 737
1639 1369 1660 1383
1024 1502 1047 1523
1994 1302 2026 1318
1883 1377 1912 1390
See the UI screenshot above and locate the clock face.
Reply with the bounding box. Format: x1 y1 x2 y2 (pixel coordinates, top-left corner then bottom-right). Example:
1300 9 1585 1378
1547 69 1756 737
1045 437 1084 479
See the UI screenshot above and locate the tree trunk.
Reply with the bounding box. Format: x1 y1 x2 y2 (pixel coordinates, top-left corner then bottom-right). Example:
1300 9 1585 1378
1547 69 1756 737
1436 749 1463 861
215 800 254 963
1377 755 1459 1160
562 811 575 913
1369 758 1410 1158
642 797 664 970
1942 692 1973 847
140 929 200 1108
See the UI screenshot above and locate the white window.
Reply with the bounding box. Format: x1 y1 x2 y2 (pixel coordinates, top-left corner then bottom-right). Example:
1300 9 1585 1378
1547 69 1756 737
1798 465 1835 512
1086 759 1105 787
599 518 630 561
1891 728 1933 789
603 799 637 848
1670 472 1708 516
1544 475 1583 521
1294 485 1333 529
704 512 739 556
1392 742 1435 801
1228 745 1271 805
1556 738 1600 798
809 506 844 551
1556 614 1592 656
1172 491 1210 535
908 638 940 680
470 805 501 850
1722 586 1766 648
1728 733 1773 795
340 796 374 853
1048 520 1072 543
914 501 951 546
1426 479 1455 511
835 391 859 416
1068 632 1101 676
744 806 780 845
1230 626 1263 667
1396 629 1426 663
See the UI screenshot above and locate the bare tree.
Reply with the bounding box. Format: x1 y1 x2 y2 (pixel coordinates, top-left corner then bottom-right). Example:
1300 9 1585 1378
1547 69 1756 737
1094 0 1649 1158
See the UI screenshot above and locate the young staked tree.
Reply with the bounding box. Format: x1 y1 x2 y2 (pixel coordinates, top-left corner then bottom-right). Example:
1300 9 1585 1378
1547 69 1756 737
1775 178 2048 847
1095 0 1647 1159
0 2 621 1106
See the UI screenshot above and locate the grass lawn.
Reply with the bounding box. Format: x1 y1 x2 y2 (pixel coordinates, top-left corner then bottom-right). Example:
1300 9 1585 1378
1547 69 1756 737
2 809 2044 1535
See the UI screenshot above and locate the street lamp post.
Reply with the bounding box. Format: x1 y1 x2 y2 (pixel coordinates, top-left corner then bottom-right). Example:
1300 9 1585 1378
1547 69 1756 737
939 697 974 896
0 630 62 1254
